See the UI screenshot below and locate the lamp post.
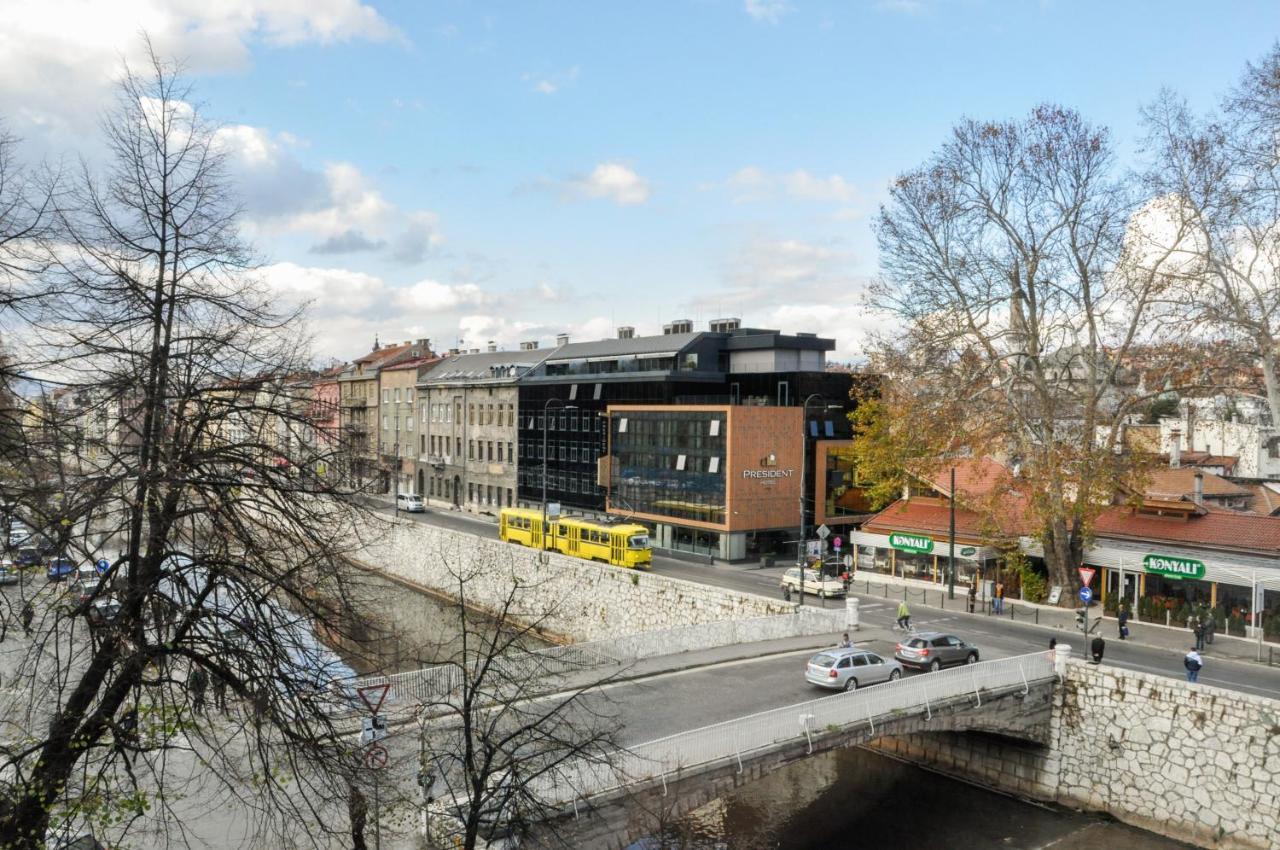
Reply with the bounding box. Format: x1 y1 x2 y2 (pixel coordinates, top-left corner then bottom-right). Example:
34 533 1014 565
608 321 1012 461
797 393 826 608
947 465 956 600
542 398 576 552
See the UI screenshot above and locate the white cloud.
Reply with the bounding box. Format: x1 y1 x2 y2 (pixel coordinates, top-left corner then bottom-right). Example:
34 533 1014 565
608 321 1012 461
744 0 793 23
726 166 859 204
215 128 443 264
0 0 397 147
261 262 388 316
393 279 490 312
524 66 580 95
568 162 650 206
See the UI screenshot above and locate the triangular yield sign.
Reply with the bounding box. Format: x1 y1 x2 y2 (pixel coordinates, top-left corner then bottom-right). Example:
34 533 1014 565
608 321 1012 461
1077 567 1096 588
357 683 390 715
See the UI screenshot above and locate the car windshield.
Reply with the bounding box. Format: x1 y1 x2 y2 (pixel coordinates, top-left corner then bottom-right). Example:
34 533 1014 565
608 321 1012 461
628 535 649 549
810 653 837 668
906 638 928 648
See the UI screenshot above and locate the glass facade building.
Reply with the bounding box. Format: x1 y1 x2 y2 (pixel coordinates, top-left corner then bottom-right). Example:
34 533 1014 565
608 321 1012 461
611 410 727 524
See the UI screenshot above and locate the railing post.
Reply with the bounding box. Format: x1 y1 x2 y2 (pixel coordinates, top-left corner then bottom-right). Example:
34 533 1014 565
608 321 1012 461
971 666 982 707
1018 661 1029 695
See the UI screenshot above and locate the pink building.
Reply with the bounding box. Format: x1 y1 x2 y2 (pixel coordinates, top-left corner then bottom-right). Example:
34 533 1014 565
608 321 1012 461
310 365 344 446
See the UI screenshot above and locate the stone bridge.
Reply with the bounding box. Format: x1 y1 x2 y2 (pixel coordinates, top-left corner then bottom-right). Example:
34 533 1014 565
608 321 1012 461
529 651 1058 849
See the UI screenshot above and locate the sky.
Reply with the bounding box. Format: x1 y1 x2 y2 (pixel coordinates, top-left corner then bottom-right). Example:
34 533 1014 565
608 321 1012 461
2 0 1278 363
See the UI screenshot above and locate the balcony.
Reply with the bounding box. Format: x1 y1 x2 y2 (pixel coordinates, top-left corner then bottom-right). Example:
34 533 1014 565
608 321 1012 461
341 397 368 408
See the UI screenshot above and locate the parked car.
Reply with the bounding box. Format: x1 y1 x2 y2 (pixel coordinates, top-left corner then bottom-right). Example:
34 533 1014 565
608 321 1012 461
15 547 40 567
86 597 122 628
895 631 981 672
396 492 425 513
46 556 76 582
75 577 102 604
806 647 903 691
0 558 18 586
780 567 846 599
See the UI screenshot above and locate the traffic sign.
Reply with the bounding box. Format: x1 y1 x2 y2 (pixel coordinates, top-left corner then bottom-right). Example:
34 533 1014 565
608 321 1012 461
832 536 842 550
364 744 389 770
357 683 391 715
1078 586 1093 603
816 524 830 540
95 558 110 575
361 715 388 745
842 554 853 569
1077 567 1096 587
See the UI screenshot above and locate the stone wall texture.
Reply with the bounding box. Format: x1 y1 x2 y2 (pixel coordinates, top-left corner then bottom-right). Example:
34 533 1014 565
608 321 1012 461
350 517 842 644
871 659 1280 850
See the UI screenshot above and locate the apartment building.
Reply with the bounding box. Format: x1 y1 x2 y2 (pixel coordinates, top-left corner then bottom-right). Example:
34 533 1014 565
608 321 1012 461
337 338 432 489
377 355 439 496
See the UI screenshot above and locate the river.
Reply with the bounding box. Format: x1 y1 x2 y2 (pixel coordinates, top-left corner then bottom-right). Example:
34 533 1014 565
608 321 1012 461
642 745 1195 850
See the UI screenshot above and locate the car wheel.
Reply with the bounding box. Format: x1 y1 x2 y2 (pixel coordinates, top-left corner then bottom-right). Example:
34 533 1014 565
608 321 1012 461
889 669 901 681
966 652 979 664
844 677 858 692
929 658 942 672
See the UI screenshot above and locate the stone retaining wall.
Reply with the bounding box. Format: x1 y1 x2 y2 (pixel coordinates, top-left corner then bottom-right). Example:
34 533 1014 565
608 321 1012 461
870 657 1280 850
351 518 840 644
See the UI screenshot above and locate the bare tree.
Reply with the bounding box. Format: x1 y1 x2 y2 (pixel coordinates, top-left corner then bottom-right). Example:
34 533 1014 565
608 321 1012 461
0 44 378 849
1142 46 1280 427
868 105 1190 591
411 554 621 850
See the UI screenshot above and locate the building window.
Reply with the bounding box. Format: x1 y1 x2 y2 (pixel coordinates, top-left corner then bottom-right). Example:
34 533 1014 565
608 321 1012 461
497 442 504 462
382 415 388 429
569 445 578 463
394 389 401 402
469 404 475 425
406 389 413 403
486 485 493 505
507 487 513 505
487 441 494 461
709 419 720 437
709 456 720 473
468 440 474 460
507 441 513 463
383 389 389 403
455 437 461 456
407 417 414 431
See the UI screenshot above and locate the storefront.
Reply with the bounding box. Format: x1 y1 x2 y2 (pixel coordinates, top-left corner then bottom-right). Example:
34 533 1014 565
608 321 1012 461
849 529 1001 588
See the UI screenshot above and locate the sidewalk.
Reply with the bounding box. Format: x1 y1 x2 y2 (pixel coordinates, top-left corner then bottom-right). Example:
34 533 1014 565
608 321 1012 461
845 570 1280 667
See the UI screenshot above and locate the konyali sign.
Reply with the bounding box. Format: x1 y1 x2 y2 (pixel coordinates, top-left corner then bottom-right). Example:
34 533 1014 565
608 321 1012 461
1143 554 1206 581
889 532 934 555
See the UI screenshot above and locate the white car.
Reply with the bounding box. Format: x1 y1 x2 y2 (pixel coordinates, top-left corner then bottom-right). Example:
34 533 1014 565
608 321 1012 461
396 493 425 513
780 567 846 599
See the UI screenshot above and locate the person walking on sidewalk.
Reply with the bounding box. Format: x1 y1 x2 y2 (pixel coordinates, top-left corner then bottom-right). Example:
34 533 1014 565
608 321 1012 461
838 632 853 648
993 582 1005 615
1090 634 1106 664
189 666 209 714
966 583 977 614
1204 612 1216 645
20 602 33 637
896 600 911 631
1117 605 1130 640
1193 618 1206 652
1184 647 1203 683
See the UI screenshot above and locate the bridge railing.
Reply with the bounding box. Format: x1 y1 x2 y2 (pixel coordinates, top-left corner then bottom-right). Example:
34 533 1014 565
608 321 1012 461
348 609 843 709
530 650 1057 806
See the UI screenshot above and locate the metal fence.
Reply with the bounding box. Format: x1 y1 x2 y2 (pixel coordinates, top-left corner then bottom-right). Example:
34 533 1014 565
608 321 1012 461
529 651 1057 806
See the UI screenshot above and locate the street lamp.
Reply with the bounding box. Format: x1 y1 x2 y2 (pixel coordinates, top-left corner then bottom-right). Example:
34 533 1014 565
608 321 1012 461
797 393 826 608
542 398 576 553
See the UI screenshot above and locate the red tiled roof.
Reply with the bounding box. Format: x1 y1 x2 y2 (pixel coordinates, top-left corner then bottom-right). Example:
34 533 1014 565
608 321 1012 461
354 342 414 366
1094 506 1280 554
919 456 1012 500
862 497 1032 542
1158 451 1239 473
383 355 440 372
1140 468 1250 501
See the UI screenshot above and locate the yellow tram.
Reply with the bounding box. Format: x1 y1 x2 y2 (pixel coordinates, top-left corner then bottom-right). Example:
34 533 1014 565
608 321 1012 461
498 507 652 569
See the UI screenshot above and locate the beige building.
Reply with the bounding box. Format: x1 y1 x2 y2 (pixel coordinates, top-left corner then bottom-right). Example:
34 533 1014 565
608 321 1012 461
337 338 431 490
376 355 439 495
416 348 550 513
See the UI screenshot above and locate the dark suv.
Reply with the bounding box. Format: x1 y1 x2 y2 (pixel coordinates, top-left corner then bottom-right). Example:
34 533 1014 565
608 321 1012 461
895 631 980 671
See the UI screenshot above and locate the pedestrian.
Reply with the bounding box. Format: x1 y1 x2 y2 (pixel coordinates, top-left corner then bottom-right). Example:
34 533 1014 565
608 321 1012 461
1090 634 1106 664
189 666 209 714
1184 647 1203 683
994 581 1005 615
782 584 792 602
1204 612 1216 645
210 671 227 713
838 632 852 649
1117 605 1130 640
896 600 911 631
967 583 977 614
20 601 33 637
1193 618 1206 652
1049 637 1057 651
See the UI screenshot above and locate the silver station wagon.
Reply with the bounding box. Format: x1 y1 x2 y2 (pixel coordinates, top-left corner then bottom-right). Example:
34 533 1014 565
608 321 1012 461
805 646 903 691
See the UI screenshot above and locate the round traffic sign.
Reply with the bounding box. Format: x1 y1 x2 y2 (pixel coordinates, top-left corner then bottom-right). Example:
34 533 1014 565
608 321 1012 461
95 558 110 575
833 536 842 550
1078 586 1093 603
365 744 389 770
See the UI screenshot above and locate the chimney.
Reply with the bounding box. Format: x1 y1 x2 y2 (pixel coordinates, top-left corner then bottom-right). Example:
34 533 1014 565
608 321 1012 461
520 341 539 351
487 341 497 353
617 326 635 340
709 317 741 333
556 333 570 347
1193 470 1204 506
417 338 431 353
1170 429 1182 468
663 319 693 335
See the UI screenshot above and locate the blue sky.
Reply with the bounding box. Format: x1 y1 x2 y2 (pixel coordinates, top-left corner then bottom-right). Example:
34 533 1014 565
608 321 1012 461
3 0 1278 361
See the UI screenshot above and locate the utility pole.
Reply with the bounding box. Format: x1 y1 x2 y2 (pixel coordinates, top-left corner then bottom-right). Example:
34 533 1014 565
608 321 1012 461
948 465 956 600
798 394 824 608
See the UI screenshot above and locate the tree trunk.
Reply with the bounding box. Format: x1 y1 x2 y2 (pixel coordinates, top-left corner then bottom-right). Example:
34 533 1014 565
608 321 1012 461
1259 347 1280 430
1042 514 1078 600
348 784 368 850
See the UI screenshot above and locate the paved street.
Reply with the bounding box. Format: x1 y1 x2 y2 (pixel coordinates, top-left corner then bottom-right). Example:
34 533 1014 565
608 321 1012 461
372 501 1280 701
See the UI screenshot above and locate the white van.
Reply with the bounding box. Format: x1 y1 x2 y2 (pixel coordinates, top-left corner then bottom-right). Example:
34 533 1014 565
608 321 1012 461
395 493 425 513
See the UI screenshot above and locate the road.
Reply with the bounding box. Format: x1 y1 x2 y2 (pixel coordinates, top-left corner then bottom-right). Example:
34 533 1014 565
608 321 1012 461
375 503 1280 702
